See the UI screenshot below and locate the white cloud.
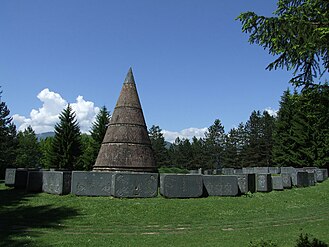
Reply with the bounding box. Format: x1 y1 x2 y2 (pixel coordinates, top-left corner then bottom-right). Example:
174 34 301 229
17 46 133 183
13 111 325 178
162 127 207 143
264 107 278 117
13 88 100 134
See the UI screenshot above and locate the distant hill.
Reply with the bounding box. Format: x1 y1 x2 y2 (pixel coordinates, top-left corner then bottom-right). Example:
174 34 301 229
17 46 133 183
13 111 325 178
37 132 55 140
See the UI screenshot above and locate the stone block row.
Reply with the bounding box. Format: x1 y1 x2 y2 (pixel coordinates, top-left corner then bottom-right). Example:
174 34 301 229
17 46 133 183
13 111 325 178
4 167 328 199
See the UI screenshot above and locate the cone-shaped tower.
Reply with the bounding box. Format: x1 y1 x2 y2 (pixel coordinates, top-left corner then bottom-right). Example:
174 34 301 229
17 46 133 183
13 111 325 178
93 68 157 172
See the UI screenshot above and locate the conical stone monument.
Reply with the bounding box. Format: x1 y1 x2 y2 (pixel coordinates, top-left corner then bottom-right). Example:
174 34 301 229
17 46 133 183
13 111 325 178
93 68 157 172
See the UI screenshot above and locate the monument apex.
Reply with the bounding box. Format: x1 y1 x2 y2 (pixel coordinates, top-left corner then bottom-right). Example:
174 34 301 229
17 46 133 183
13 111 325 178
93 68 157 172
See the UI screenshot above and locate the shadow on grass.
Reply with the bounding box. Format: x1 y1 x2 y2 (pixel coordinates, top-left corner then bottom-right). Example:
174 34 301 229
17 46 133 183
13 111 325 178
0 182 79 247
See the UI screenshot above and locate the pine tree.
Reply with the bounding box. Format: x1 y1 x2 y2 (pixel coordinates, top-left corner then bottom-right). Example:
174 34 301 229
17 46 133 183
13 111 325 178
244 111 275 167
237 0 329 88
190 136 206 169
50 105 82 170
91 106 110 146
204 119 225 170
148 125 170 167
15 126 41 168
90 106 110 165
272 89 296 166
39 137 53 169
79 134 95 171
0 88 17 178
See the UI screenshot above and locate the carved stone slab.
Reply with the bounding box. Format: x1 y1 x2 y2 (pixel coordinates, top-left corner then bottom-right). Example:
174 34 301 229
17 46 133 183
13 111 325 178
71 171 113 196
256 174 272 192
43 171 72 195
160 174 203 198
291 171 309 187
203 175 238 196
237 174 256 194
27 171 43 192
5 168 16 187
269 167 281 174
316 169 328 182
5 168 28 189
242 167 255 174
281 173 292 188
271 176 284 190
111 172 158 198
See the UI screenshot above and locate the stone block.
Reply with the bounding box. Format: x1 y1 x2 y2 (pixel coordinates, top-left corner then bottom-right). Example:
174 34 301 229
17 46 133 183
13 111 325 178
242 167 255 174
291 171 309 187
221 168 234 175
43 171 72 195
71 171 112 196
237 174 256 194
254 167 269 174
269 167 281 174
308 172 315 186
160 174 203 198
5 168 28 189
316 169 328 182
256 174 272 192
111 172 158 198
280 167 295 174
27 171 43 192
233 169 243 175
203 175 239 196
5 168 16 187
271 176 284 190
281 173 292 188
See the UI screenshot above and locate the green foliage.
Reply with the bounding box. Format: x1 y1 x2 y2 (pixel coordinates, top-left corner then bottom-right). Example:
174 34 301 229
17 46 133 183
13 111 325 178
78 134 96 171
243 111 275 167
169 137 193 169
237 0 329 87
15 126 40 168
273 86 329 168
90 106 111 167
39 137 53 169
158 166 189 174
148 125 170 167
50 105 82 170
296 233 328 247
0 88 17 178
204 119 225 169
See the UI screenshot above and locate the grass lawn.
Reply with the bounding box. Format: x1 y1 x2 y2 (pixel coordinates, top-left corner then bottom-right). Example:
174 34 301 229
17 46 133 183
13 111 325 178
1 180 329 247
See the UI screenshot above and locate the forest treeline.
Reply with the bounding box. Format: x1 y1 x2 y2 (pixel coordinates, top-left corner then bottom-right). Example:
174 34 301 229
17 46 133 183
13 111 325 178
0 86 328 178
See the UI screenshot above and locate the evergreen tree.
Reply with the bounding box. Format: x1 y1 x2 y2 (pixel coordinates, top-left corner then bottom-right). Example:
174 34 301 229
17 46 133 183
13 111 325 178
0 88 17 178
244 111 275 167
204 119 225 170
148 125 170 167
90 106 111 164
190 136 206 169
272 89 296 166
39 137 53 169
91 106 110 146
237 0 329 88
169 137 192 169
15 126 41 168
79 134 95 171
50 105 82 170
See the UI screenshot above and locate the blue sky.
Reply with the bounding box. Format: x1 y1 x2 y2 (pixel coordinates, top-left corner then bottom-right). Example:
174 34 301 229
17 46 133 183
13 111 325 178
1 0 293 142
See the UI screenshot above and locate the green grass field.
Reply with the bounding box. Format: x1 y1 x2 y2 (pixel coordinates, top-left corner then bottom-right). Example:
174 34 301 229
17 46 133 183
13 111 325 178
1 180 329 247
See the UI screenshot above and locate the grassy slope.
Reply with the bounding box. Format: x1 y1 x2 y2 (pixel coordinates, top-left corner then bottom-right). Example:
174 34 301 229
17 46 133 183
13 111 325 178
1 181 329 247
